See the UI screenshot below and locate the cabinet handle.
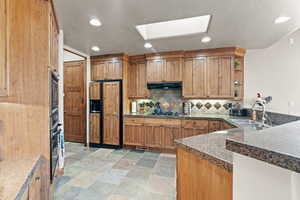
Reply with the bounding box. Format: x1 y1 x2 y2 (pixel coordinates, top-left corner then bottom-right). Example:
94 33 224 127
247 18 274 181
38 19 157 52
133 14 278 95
35 176 40 181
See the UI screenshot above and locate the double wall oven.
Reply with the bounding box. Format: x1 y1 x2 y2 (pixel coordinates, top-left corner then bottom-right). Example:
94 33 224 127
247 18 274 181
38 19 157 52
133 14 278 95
50 70 60 182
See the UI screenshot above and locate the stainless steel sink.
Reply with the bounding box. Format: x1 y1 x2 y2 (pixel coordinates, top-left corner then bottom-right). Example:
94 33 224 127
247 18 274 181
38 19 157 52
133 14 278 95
230 119 272 131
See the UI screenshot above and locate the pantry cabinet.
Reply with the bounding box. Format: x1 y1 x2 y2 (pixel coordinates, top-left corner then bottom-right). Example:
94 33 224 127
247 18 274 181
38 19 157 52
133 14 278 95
0 0 8 96
128 59 149 98
146 57 182 83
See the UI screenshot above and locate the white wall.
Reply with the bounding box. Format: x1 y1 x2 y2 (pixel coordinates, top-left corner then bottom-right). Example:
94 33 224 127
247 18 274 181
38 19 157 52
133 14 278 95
244 28 300 116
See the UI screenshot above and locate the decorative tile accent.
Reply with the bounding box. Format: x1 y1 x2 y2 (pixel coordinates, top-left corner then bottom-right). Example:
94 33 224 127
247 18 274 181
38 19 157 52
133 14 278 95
205 103 212 110
223 103 231 110
196 102 203 109
134 89 243 115
214 102 221 110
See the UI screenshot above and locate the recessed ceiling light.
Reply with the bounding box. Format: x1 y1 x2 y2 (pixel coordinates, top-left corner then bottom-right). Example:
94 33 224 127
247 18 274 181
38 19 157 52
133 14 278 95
91 46 100 52
275 16 291 24
144 42 153 49
136 15 211 40
89 18 102 27
201 36 211 43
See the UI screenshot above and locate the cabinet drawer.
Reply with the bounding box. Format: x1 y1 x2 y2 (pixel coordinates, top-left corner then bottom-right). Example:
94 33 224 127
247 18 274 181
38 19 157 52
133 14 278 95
182 120 208 130
124 117 145 124
144 118 181 127
209 120 221 132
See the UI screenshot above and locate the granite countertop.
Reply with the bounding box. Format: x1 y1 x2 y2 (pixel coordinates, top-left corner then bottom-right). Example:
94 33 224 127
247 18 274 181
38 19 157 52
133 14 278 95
123 113 249 123
0 156 42 200
226 120 300 173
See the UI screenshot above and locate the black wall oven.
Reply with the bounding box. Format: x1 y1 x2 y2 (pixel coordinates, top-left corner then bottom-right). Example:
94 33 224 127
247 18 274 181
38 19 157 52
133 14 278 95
50 71 60 182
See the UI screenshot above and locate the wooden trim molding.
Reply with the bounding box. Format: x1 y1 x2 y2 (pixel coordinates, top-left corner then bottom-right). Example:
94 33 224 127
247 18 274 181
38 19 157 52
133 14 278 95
0 0 8 96
91 53 129 62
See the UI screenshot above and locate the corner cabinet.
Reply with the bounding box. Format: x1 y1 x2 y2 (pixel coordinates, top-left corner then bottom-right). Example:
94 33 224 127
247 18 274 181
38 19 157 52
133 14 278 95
0 0 8 96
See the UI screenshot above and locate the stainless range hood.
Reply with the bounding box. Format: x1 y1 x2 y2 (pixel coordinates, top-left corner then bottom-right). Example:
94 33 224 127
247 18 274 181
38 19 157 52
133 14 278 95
147 82 182 90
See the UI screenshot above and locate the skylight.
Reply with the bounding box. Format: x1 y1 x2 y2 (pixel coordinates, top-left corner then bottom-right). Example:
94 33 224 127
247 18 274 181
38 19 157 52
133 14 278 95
136 15 211 40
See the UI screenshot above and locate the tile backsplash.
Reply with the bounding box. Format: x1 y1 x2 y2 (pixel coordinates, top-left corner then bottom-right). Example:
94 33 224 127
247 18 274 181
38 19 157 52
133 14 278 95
134 89 242 115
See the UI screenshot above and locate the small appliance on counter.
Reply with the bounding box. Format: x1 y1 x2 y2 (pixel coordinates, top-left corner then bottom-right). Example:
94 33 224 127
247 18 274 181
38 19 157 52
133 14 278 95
131 101 137 113
229 108 248 117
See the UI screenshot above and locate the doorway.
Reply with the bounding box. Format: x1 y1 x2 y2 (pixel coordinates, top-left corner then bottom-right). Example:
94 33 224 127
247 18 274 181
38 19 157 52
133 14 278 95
63 49 86 143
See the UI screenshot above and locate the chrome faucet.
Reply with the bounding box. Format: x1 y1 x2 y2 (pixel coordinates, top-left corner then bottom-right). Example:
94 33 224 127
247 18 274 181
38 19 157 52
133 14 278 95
252 95 273 127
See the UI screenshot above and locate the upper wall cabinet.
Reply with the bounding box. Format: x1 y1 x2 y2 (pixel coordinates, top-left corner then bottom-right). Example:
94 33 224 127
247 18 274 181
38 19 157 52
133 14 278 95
0 0 8 96
49 3 59 71
146 53 183 83
91 55 126 81
128 57 149 98
183 57 207 98
207 56 234 98
183 55 236 99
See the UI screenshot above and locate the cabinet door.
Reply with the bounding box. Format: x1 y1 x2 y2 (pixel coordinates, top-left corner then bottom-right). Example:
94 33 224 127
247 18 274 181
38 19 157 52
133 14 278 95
209 120 221 133
207 57 220 98
90 82 101 99
124 123 144 146
193 57 207 98
146 60 164 82
219 56 234 98
0 0 7 96
127 63 138 98
90 113 100 144
164 58 182 82
136 62 149 98
49 5 58 70
183 59 194 97
145 125 162 148
161 126 180 150
103 82 120 145
91 62 106 81
28 165 41 200
106 61 122 79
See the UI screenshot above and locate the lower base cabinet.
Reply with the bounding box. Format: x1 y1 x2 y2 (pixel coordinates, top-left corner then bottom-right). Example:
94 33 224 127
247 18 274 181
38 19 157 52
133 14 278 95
123 118 236 152
20 159 43 200
177 147 232 200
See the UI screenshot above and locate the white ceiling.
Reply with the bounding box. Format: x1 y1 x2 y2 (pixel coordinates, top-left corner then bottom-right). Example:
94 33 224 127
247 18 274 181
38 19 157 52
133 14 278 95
53 0 300 56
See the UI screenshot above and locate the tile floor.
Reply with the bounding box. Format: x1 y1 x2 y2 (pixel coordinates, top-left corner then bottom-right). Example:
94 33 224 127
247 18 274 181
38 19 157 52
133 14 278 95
54 142 176 200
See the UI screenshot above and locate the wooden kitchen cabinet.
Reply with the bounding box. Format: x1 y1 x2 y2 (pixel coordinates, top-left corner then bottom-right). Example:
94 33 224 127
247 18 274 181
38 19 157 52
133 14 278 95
124 123 145 146
90 113 100 144
207 56 234 98
28 164 42 200
90 82 101 99
91 59 123 81
209 120 221 132
49 3 59 71
146 59 164 82
183 57 207 98
128 61 149 98
123 118 181 151
0 0 8 96
164 58 182 82
146 57 182 83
